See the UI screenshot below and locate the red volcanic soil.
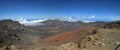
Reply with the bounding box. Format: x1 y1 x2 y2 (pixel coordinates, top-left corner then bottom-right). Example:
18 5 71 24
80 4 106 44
40 27 96 44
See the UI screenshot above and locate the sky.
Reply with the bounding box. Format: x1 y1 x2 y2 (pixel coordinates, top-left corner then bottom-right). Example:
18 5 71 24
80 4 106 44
0 0 120 22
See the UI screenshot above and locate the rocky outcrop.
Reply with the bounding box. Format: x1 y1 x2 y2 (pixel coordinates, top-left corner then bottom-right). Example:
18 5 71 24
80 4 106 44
0 20 25 49
77 28 120 50
57 42 79 50
104 20 120 29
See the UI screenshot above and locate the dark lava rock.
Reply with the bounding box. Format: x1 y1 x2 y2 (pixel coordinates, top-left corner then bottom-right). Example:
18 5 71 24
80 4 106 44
0 19 24 47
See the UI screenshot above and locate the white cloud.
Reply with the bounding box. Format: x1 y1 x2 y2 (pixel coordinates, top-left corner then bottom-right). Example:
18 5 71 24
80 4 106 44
66 16 95 23
13 18 46 26
67 16 78 22
80 20 95 23
62 16 95 23
11 16 96 26
89 15 95 18
49 16 79 22
57 16 95 23
110 16 120 21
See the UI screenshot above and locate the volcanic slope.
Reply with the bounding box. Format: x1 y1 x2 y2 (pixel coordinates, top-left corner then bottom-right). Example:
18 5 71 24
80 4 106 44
0 20 58 50
40 27 96 44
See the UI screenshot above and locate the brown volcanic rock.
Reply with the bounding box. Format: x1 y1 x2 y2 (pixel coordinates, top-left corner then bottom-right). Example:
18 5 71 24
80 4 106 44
28 20 106 38
104 20 120 29
40 27 96 44
0 19 24 48
77 28 120 50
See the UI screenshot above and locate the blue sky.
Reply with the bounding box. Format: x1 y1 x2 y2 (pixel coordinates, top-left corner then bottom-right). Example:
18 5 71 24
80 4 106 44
0 0 120 21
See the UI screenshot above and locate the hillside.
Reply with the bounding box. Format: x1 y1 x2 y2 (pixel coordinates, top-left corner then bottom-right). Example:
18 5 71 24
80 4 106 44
0 20 25 50
40 27 96 44
104 20 120 29
0 20 49 50
0 19 119 50
75 28 120 50
56 21 120 50
28 19 106 38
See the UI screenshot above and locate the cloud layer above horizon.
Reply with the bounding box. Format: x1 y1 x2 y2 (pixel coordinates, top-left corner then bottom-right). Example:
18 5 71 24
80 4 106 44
1 15 119 26
11 16 100 26
12 18 46 26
